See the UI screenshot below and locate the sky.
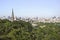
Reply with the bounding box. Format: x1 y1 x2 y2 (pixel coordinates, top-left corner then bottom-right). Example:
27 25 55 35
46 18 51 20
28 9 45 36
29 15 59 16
0 0 60 17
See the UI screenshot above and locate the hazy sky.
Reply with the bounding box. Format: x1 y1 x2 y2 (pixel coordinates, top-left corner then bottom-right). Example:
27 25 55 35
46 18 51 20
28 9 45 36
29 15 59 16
0 0 60 17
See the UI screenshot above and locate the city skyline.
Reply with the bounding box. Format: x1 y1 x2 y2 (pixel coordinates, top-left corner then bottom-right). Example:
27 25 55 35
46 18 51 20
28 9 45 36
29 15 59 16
0 0 60 17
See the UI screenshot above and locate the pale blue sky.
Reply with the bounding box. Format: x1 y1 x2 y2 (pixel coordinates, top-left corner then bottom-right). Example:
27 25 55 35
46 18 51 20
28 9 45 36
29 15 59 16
0 0 60 17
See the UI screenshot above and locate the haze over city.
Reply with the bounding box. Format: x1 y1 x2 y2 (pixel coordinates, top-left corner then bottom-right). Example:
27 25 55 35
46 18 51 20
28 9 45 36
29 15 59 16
0 0 60 17
0 0 60 40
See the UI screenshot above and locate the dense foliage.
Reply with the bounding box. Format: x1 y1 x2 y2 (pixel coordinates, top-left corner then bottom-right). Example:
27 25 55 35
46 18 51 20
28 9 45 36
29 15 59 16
0 19 60 40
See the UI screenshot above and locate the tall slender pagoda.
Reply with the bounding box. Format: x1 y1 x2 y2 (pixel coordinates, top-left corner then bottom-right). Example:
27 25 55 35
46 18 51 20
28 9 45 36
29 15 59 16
11 9 14 21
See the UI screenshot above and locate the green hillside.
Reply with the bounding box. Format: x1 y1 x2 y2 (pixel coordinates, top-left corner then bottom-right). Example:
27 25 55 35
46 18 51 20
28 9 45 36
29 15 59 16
0 19 60 40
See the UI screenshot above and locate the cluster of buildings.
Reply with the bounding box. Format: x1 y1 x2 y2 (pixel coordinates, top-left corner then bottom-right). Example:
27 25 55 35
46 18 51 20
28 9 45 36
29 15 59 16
0 9 60 23
20 16 60 23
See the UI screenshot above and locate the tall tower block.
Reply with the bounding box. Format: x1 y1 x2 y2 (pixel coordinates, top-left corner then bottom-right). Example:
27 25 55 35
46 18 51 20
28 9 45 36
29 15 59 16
12 9 14 21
